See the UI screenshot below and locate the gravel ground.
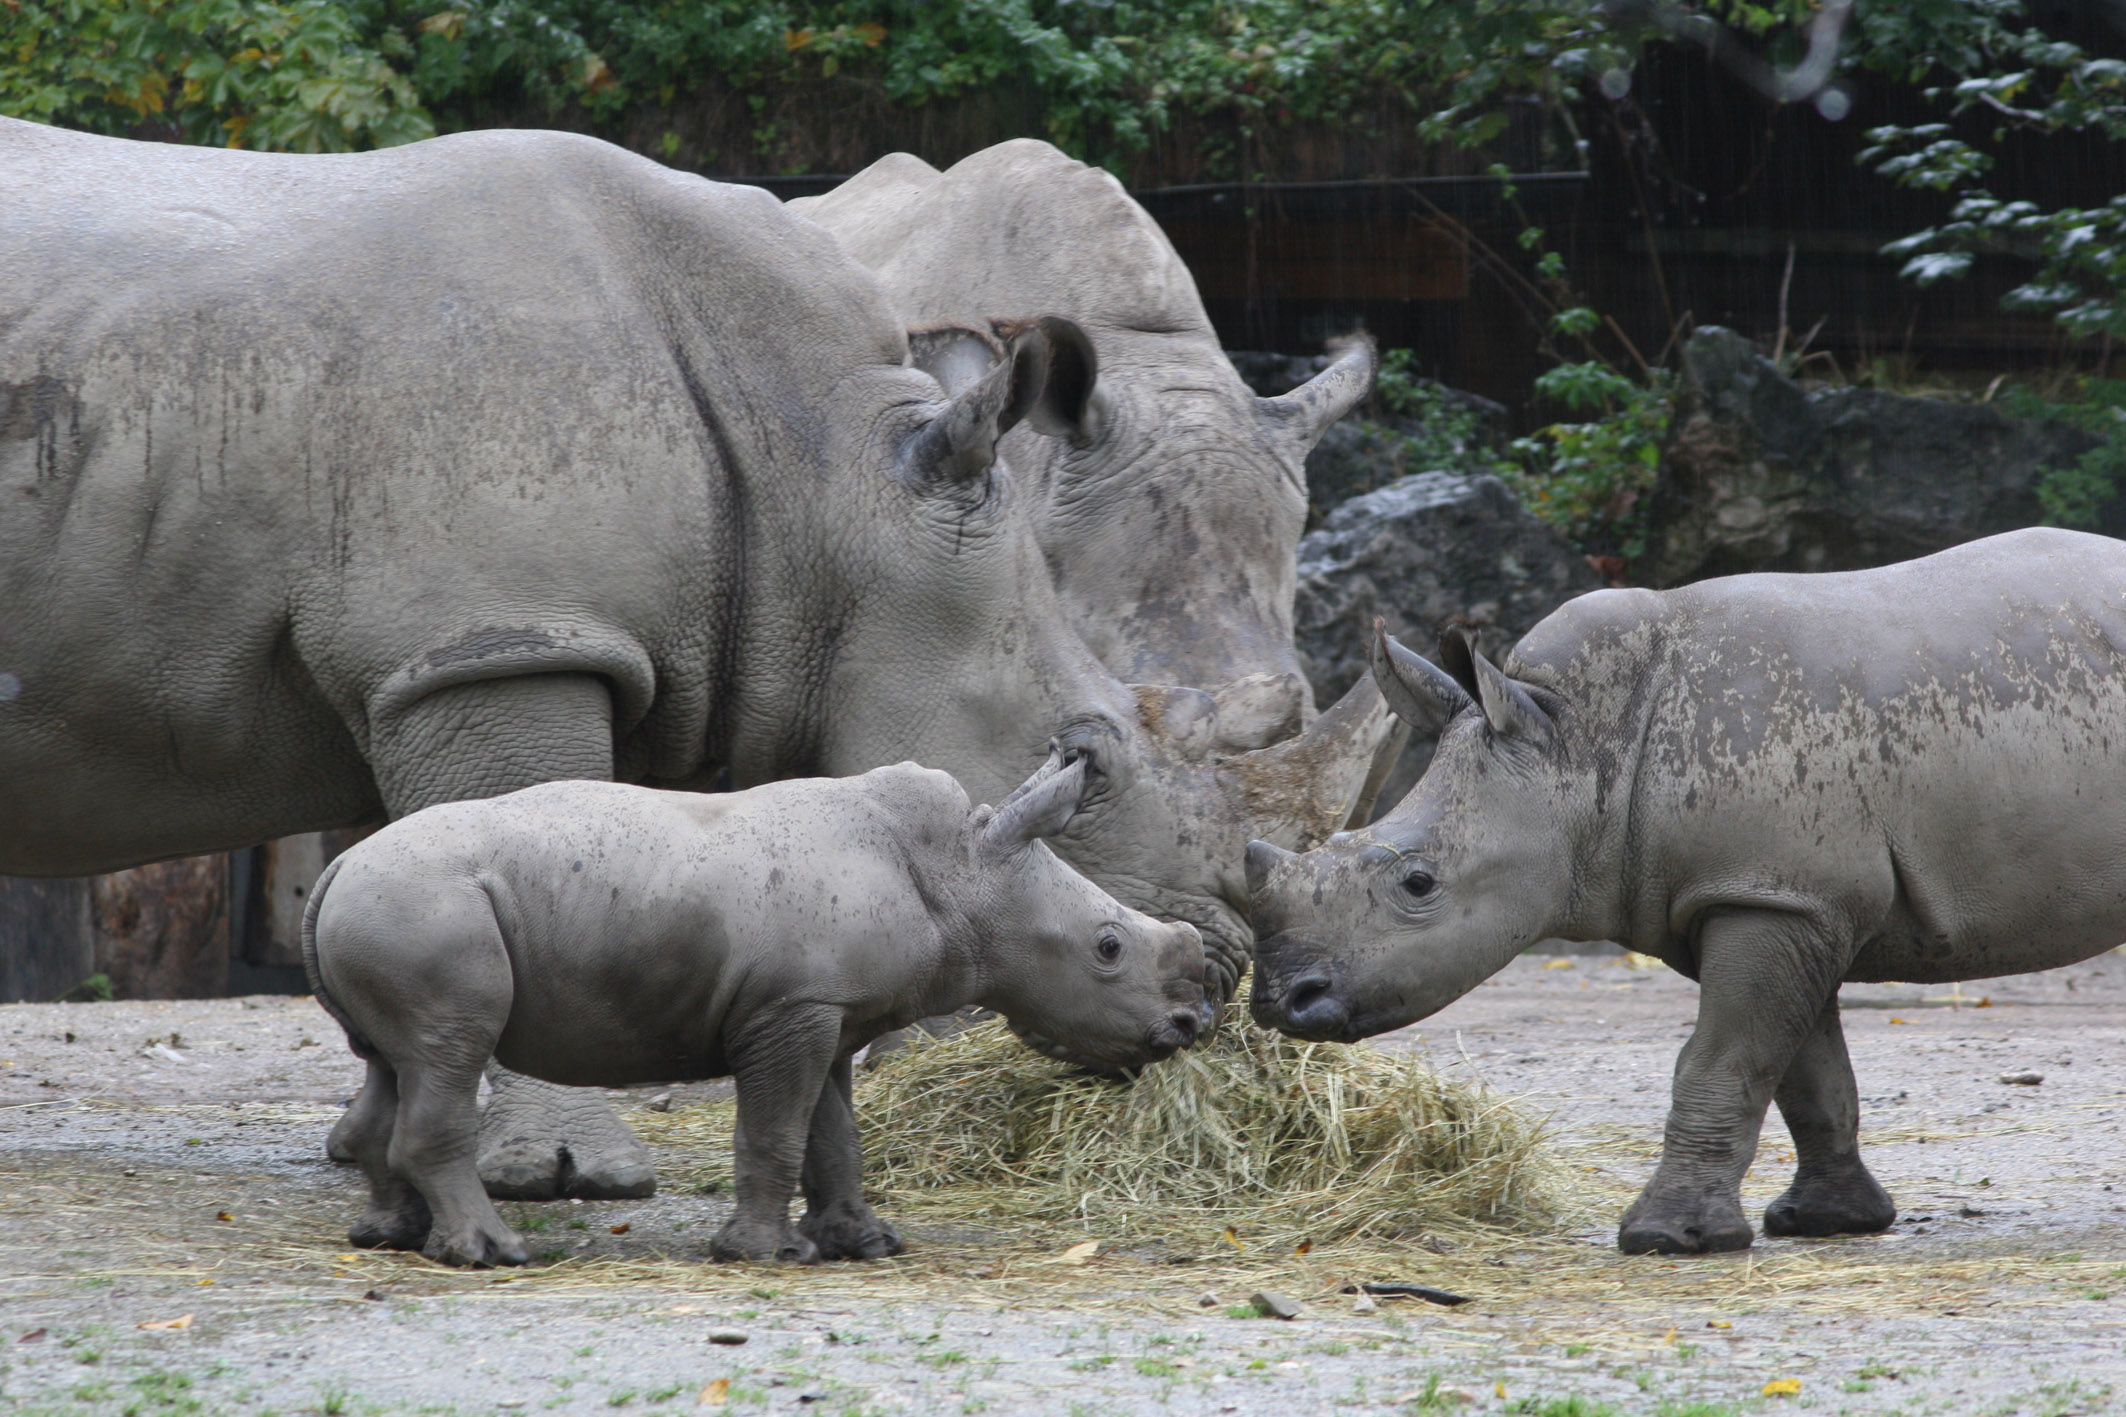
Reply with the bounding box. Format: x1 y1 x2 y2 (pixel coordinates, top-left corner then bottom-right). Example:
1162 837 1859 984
5 953 2126 1416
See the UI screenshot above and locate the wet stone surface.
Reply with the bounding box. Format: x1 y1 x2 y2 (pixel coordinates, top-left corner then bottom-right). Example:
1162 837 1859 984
5 957 2126 1414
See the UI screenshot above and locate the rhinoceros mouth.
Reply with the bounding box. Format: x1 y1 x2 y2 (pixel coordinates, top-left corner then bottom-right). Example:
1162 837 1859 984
1248 945 1359 1041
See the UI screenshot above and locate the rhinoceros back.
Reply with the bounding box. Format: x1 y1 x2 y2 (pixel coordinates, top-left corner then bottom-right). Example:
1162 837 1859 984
1514 527 2126 981
0 120 905 873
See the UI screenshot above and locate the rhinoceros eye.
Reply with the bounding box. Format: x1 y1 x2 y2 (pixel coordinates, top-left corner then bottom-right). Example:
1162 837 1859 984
1096 931 1123 963
1400 868 1437 900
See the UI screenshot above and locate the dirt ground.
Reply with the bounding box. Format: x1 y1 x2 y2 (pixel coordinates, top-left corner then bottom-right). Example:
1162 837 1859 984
5 952 2126 1417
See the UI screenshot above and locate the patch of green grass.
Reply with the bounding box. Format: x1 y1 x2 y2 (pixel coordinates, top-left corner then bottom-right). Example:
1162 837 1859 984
1066 1355 1115 1372
915 1350 968 1369
1133 1358 1179 1378
1508 1398 1621 1417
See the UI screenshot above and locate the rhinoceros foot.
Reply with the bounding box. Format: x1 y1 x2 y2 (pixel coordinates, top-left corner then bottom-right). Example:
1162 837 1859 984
421 1217 531 1269
1617 1194 1754 1255
476 1068 657 1201
348 1191 432 1253
800 1205 905 1262
712 1218 823 1266
1762 1167 1896 1238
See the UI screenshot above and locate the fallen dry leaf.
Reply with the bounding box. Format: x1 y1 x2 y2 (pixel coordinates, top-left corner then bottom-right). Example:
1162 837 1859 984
609 1222 631 1235
1293 1238 1313 1256
1889 1017 1911 1025
1221 1226 1245 1252
17 1328 46 1343
137 1314 193 1331
1660 1326 1677 1346
1543 958 1574 970
215 1212 233 1222
1054 1240 1099 1265
1707 1319 1732 1329
1763 1378 1803 1397
699 1377 730 1407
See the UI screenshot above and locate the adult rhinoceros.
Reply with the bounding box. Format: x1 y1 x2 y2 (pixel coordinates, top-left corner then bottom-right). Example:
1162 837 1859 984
1247 529 2126 1254
790 140 1379 706
0 118 1387 1198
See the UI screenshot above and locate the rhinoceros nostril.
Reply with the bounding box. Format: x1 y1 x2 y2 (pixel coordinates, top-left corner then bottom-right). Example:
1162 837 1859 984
1288 975 1332 1013
1167 1010 1199 1047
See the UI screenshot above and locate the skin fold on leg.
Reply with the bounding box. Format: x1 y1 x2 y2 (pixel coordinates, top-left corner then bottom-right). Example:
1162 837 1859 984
1620 907 1850 1256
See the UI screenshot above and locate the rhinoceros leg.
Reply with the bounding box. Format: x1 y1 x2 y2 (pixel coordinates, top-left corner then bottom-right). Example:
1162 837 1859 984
1762 995 1897 1237
798 1052 904 1261
395 1049 533 1269
323 673 656 1202
712 1009 839 1265
342 1058 433 1253
1619 909 1846 1256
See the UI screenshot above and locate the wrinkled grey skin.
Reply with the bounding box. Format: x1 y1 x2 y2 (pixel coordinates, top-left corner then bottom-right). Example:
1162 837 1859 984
790 140 1380 702
791 140 1408 1059
0 118 1381 1196
1248 528 2126 1255
305 760 1205 1267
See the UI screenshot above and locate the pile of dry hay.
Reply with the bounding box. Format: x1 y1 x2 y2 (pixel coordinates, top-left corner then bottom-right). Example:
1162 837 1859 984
644 985 1561 1247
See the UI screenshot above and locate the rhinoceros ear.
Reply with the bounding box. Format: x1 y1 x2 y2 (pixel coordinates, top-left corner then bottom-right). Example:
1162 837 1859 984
1468 646 1553 743
907 323 1005 398
1257 334 1377 452
899 319 1059 495
1368 619 1473 734
993 315 1100 441
978 756 1089 856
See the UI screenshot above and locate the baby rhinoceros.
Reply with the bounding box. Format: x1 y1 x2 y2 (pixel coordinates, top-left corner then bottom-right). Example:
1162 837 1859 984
1246 527 2126 1256
303 759 1206 1267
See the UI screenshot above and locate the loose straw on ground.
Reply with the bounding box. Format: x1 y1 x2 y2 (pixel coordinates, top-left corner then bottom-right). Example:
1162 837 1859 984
643 984 1561 1249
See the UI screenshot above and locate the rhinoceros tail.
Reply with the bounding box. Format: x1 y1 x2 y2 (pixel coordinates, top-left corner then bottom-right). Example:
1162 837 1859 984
300 852 379 1061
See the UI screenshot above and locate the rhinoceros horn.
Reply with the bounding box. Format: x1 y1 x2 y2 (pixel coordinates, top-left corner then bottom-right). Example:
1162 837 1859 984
1255 334 1379 450
1227 671 1399 850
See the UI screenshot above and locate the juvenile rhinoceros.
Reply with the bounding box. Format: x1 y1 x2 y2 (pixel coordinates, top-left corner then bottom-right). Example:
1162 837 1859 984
791 140 1379 705
305 759 1204 1267
0 118 1385 1199
1246 529 2126 1254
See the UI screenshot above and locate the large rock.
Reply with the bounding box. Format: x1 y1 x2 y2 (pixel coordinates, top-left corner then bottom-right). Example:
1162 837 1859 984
1294 472 1602 814
1295 472 1602 704
1646 326 2125 586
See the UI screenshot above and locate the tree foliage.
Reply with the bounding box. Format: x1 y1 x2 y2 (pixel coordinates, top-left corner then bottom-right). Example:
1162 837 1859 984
1 0 428 150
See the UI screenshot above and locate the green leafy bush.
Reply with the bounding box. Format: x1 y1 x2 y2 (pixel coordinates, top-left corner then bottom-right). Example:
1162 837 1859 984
2000 379 2126 528
1 1 1635 166
1372 347 1500 474
1857 6 2126 343
1502 362 1673 562
0 0 430 150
